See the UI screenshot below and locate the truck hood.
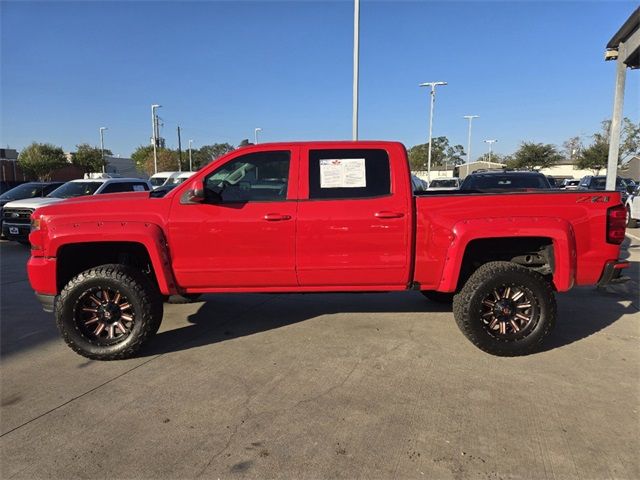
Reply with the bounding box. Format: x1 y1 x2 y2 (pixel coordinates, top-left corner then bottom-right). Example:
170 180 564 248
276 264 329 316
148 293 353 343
33 191 170 227
2 197 64 210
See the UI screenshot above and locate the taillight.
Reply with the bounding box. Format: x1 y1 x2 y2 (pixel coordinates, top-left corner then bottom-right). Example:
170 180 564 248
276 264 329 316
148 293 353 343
607 204 626 244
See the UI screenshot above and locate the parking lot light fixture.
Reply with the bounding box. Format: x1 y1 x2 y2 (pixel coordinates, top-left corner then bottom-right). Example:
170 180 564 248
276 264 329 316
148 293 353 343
188 139 194 172
254 127 262 144
151 104 162 174
99 127 108 173
419 81 447 183
484 139 498 162
464 115 480 164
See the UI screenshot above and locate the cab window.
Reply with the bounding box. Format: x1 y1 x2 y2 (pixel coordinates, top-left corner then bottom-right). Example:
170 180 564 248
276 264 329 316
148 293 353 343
204 151 290 203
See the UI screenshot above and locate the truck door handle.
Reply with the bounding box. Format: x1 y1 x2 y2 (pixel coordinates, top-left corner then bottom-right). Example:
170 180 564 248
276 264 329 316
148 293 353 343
374 211 404 219
264 213 292 221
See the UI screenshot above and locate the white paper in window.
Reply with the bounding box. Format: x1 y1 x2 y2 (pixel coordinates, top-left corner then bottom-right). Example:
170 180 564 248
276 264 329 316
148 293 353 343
319 158 366 188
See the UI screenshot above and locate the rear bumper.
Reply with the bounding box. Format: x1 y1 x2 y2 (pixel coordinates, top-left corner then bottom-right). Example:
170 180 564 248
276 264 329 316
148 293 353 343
35 293 57 313
597 260 630 287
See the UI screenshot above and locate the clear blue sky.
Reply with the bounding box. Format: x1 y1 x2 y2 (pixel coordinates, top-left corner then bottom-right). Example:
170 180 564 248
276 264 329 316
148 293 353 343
1 1 638 160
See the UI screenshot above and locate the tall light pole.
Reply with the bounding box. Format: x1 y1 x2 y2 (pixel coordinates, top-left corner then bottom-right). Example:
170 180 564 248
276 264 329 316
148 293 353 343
188 139 193 172
99 127 108 173
463 115 479 164
254 127 262 144
484 139 497 162
151 104 162 174
419 81 447 182
352 0 360 141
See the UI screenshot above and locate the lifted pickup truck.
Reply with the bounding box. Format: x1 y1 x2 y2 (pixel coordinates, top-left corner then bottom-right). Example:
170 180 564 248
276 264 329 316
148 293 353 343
27 141 629 360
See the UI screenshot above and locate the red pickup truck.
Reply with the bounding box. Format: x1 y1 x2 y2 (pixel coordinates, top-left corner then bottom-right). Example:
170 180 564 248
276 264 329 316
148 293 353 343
27 141 629 360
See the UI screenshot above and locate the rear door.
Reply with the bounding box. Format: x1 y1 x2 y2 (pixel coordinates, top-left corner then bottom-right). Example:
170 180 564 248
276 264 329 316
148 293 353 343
295 144 412 287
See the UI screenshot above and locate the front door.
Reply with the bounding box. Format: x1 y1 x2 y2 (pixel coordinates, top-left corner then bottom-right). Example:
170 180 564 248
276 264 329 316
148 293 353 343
168 147 299 289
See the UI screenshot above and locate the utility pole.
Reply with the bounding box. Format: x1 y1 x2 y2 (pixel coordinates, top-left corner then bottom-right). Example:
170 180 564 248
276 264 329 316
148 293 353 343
177 126 182 172
463 115 479 164
352 0 360 140
484 139 497 162
188 139 193 172
151 104 161 174
419 81 447 182
99 127 108 174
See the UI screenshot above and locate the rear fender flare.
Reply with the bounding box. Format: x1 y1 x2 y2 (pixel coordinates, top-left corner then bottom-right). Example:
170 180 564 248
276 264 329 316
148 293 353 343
437 217 576 292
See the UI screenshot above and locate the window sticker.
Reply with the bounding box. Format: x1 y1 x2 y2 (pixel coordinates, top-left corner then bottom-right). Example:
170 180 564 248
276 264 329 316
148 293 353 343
319 158 366 188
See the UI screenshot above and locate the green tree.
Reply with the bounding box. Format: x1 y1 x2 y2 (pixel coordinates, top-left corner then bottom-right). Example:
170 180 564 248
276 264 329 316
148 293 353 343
407 137 465 170
476 152 508 164
72 143 112 174
596 117 640 162
18 142 68 180
131 145 155 171
510 142 562 170
562 136 583 163
576 140 609 174
143 149 181 175
194 143 235 169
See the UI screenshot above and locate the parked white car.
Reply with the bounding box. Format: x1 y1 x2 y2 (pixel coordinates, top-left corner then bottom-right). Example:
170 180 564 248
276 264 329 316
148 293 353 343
149 171 180 188
2 178 152 243
168 171 196 185
626 185 640 228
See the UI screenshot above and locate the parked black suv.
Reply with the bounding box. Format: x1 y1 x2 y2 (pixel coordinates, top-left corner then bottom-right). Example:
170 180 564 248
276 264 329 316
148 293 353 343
460 170 552 191
0 182 64 237
578 175 631 202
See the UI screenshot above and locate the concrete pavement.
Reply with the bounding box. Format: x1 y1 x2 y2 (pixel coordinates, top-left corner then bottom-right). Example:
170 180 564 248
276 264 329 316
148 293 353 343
1 238 638 479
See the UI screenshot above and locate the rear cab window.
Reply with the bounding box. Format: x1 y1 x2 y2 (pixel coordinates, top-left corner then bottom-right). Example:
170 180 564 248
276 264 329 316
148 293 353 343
308 149 391 200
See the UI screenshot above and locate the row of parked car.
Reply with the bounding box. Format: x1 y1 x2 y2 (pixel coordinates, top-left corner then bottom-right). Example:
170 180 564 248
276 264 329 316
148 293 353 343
411 170 639 228
1 171 199 244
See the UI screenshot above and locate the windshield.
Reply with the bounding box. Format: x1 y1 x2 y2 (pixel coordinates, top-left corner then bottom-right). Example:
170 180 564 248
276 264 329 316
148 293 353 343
430 179 458 188
47 182 102 198
150 177 168 187
0 183 42 200
461 174 550 190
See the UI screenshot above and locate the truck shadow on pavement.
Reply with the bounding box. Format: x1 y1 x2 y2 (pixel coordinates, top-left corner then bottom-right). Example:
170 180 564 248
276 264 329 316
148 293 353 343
139 269 639 358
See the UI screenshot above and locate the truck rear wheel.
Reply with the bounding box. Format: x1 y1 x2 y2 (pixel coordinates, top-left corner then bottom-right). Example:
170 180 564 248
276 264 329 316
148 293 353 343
55 264 163 360
453 261 556 356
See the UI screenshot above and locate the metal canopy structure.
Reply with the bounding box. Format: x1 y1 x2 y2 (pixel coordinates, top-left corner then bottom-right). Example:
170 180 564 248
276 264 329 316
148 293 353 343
604 7 639 190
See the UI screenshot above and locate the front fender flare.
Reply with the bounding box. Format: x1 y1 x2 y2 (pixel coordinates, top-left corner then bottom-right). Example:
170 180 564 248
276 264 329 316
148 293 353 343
48 221 178 295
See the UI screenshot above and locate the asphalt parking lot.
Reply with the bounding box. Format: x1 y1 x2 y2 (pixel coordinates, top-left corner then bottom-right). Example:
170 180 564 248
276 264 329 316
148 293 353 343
1 237 639 480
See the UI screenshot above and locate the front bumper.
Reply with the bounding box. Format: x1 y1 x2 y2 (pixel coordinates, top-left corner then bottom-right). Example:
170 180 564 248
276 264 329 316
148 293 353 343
2 222 30 242
597 260 630 287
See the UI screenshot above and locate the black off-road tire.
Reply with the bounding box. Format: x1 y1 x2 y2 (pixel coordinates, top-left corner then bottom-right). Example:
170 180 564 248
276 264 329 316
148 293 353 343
55 264 163 360
453 261 556 356
627 206 638 228
421 290 455 304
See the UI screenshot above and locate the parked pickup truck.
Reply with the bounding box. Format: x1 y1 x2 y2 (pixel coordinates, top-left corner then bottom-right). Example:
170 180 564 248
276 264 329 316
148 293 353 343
26 141 629 360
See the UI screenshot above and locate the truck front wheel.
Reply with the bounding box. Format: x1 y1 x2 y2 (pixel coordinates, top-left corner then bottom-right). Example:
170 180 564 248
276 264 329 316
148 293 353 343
55 264 163 360
453 261 556 356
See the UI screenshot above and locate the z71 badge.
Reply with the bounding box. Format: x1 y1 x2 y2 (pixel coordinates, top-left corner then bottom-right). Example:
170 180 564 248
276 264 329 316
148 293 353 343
576 195 610 203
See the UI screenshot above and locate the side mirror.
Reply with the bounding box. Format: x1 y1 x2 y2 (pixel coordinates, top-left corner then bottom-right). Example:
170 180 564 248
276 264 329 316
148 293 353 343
180 179 206 204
